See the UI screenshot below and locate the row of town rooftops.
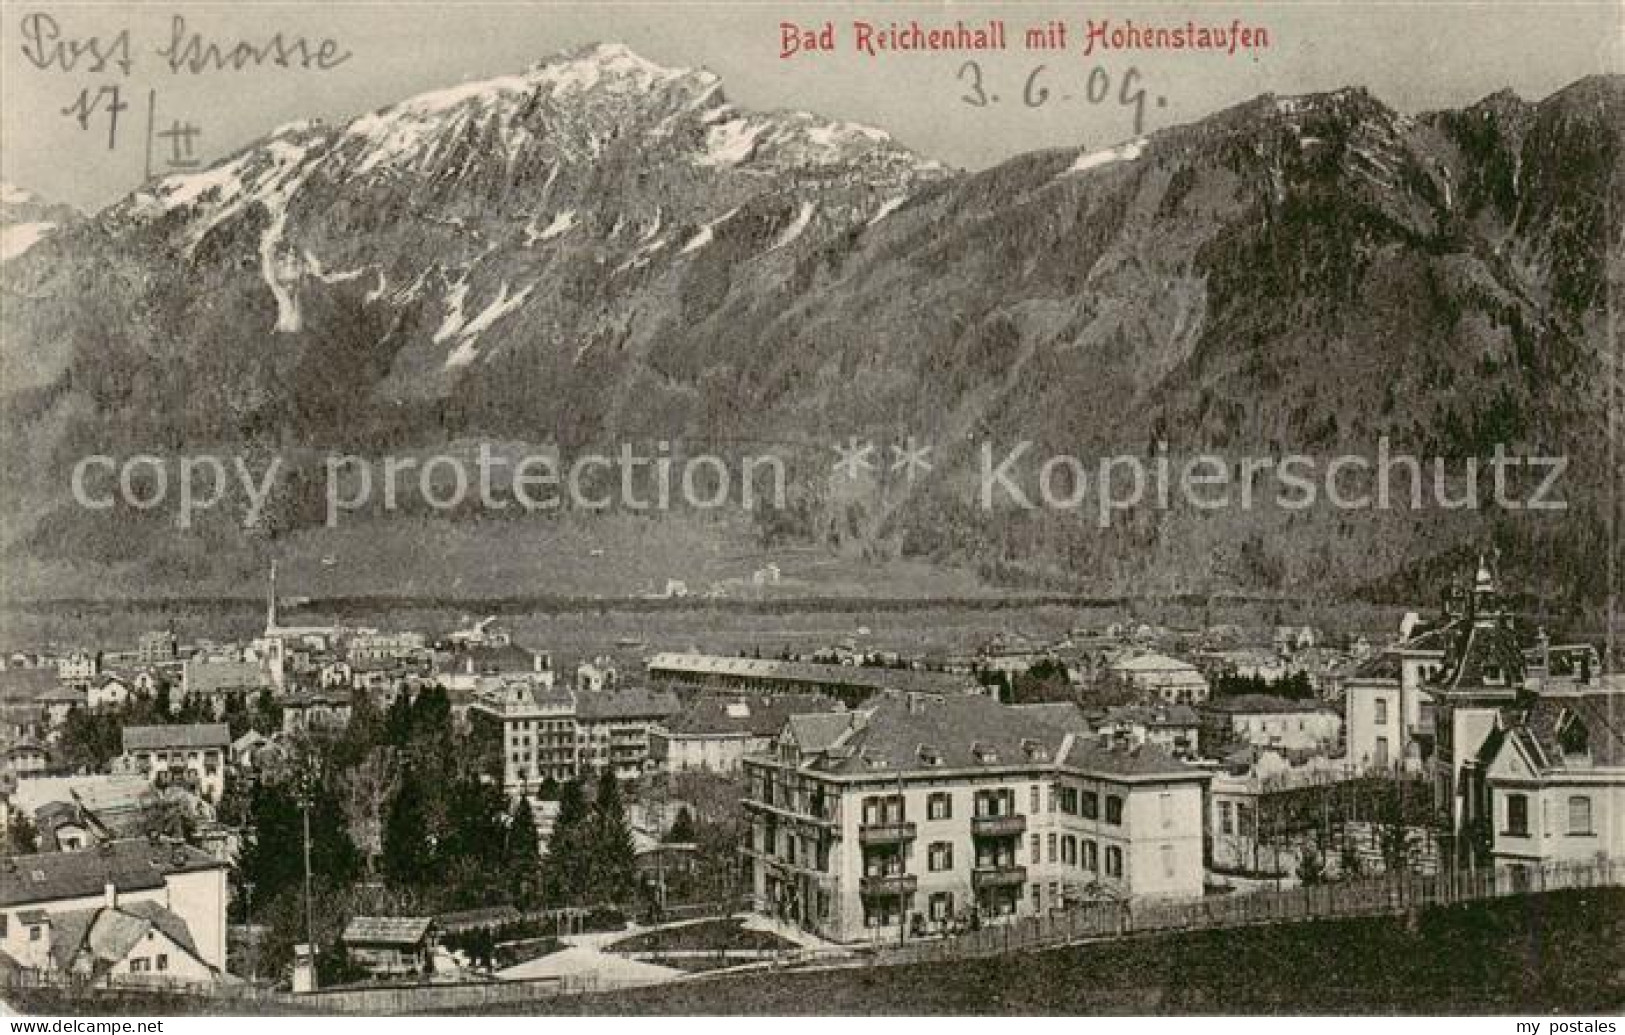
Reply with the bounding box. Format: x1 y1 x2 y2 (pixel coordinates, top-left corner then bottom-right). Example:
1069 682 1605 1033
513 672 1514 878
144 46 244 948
0 838 225 908
765 691 1204 782
646 652 983 695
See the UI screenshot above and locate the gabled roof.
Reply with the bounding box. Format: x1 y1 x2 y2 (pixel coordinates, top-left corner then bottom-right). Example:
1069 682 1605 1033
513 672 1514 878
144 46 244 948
665 693 842 737
1437 618 1525 694
574 686 681 722
342 915 433 946
1058 735 1203 780
784 712 857 754
1508 691 1625 772
122 724 230 752
49 900 206 974
0 840 224 907
1010 702 1092 734
804 693 1061 775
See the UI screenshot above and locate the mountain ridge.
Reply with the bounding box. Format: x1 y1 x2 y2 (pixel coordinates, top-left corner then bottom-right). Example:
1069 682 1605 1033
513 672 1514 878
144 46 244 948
1 49 1619 605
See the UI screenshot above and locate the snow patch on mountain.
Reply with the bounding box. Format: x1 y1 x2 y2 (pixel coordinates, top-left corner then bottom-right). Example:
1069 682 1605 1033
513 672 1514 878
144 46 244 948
867 196 906 226
528 209 577 245
1068 138 1146 174
1 222 54 262
442 280 534 368
679 206 740 255
250 140 320 332
697 118 765 168
770 201 816 251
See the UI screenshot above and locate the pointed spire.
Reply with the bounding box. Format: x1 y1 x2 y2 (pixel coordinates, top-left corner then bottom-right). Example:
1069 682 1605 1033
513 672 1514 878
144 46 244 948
265 560 279 635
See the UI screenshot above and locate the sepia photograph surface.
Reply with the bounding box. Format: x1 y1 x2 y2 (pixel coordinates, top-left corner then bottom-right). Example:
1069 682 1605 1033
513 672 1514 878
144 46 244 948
0 0 1621 1019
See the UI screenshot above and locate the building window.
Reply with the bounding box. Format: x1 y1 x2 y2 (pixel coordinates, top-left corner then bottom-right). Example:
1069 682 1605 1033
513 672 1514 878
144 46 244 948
1081 791 1099 820
1029 785 1040 814
1030 883 1041 911
1160 844 1175 879
1059 786 1079 814
927 792 952 821
1047 833 1057 863
1158 793 1172 828
130 958 151 973
1105 846 1123 877
1030 833 1041 863
929 892 955 922
1374 737 1389 768
1105 796 1124 825
1062 835 1076 865
1220 801 1234 836
1505 793 1529 837
1084 840 1098 872
29 926 41 942
1568 796 1593 835
1375 699 1388 724
1047 786 1057 813
928 841 954 872
156 954 168 972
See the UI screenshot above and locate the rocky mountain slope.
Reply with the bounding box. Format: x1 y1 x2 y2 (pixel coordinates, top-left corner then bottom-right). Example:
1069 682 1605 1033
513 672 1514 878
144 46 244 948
1 45 1619 603
1 183 80 264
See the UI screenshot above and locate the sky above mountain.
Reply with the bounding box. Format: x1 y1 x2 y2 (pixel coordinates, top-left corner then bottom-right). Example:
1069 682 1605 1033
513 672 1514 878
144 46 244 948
2 0 1619 211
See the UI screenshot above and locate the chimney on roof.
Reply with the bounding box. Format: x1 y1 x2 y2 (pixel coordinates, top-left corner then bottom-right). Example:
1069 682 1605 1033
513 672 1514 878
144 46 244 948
104 882 117 909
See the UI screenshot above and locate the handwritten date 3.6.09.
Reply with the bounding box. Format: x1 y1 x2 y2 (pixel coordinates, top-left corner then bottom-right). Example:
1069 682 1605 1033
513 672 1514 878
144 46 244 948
957 62 1164 134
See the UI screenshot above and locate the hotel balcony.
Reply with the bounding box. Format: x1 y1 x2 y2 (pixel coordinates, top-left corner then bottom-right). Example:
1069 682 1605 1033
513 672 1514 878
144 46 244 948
858 821 918 846
971 864 1028 890
859 873 918 897
970 814 1027 838
742 797 838 828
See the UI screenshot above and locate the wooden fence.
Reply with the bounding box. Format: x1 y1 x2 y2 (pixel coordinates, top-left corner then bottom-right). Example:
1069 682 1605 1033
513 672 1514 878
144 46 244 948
854 859 1625 969
6 861 1618 1013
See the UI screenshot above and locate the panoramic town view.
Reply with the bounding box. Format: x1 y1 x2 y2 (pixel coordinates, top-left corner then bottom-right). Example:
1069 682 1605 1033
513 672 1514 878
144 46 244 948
0 0 1621 1021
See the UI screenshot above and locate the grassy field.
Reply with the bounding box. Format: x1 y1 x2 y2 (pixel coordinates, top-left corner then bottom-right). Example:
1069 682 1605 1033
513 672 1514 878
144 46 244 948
609 918 799 955
476 888 1625 1015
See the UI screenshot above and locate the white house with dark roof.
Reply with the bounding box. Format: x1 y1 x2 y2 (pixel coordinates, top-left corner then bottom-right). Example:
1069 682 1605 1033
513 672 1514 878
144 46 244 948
1486 689 1625 871
29 895 216 983
742 690 1209 943
1343 622 1449 774
120 724 230 801
1108 653 1210 705
0 839 228 973
87 674 132 712
574 686 681 780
